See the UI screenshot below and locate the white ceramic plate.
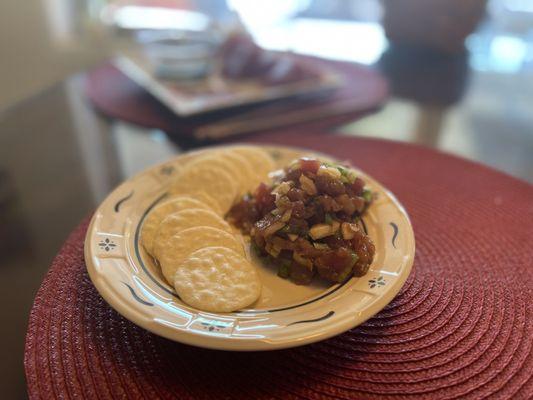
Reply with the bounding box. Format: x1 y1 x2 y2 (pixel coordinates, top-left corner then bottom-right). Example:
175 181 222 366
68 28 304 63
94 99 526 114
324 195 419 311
85 145 415 351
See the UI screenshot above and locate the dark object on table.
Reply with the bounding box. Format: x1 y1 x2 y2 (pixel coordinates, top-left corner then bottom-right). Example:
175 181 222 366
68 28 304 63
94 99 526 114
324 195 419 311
220 33 321 86
382 0 488 53
377 43 469 106
85 56 388 148
120 32 338 117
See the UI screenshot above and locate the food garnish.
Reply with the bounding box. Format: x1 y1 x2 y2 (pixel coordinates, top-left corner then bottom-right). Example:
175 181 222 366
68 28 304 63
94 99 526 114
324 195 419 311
228 158 375 285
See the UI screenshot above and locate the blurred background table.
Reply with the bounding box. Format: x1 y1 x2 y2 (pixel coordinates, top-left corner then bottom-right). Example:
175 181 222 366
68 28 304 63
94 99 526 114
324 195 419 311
1 0 532 398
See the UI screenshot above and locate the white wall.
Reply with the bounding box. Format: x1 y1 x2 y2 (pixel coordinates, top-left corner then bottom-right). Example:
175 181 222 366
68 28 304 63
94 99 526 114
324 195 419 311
0 0 108 111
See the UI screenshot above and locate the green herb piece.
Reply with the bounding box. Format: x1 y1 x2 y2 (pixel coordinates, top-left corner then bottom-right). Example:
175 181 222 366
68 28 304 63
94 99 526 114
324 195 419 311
278 261 291 278
349 252 359 267
362 189 372 203
337 266 353 282
339 168 349 183
251 241 266 259
347 171 357 184
288 159 300 171
271 208 282 215
280 225 291 233
325 213 334 225
250 241 259 253
338 166 357 184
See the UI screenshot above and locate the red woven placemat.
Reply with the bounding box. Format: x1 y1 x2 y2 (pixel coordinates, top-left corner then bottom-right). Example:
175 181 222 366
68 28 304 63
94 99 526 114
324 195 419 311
84 58 388 141
25 136 533 399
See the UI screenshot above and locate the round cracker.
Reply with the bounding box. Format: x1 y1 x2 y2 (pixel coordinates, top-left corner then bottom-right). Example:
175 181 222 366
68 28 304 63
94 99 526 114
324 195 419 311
141 196 212 256
174 246 261 312
158 227 244 284
169 163 238 214
188 154 246 194
153 209 232 260
229 146 275 182
216 150 263 195
185 191 222 215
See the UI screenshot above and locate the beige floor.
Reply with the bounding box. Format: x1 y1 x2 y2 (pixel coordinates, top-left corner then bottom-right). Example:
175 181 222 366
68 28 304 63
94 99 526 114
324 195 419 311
0 0 109 111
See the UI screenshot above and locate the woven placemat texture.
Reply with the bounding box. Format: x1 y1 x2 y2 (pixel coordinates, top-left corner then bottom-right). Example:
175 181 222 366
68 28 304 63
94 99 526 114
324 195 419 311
25 137 532 399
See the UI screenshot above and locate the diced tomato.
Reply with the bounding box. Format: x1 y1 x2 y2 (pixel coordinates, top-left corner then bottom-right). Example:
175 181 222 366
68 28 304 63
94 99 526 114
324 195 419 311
315 175 346 196
315 248 355 282
298 158 321 174
289 261 314 284
323 235 350 249
227 199 258 232
290 201 306 218
351 231 375 276
254 182 275 214
287 187 306 201
349 177 365 196
227 157 375 286
285 168 302 182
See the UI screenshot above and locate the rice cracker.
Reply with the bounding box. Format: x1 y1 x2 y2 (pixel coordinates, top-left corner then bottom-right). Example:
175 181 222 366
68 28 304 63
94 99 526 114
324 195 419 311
141 195 212 256
216 150 264 195
153 209 232 260
229 146 275 183
158 226 245 284
174 246 261 312
169 163 238 214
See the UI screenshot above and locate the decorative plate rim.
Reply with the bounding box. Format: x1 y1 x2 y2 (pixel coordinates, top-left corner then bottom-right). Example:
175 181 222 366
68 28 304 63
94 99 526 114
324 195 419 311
84 144 415 351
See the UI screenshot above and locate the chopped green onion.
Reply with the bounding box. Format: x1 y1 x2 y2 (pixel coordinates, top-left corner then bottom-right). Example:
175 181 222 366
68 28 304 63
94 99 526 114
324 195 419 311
362 189 372 203
337 267 353 282
250 241 261 255
349 252 359 267
288 159 300 171
339 168 349 183
278 261 291 278
337 166 357 184
325 213 334 224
